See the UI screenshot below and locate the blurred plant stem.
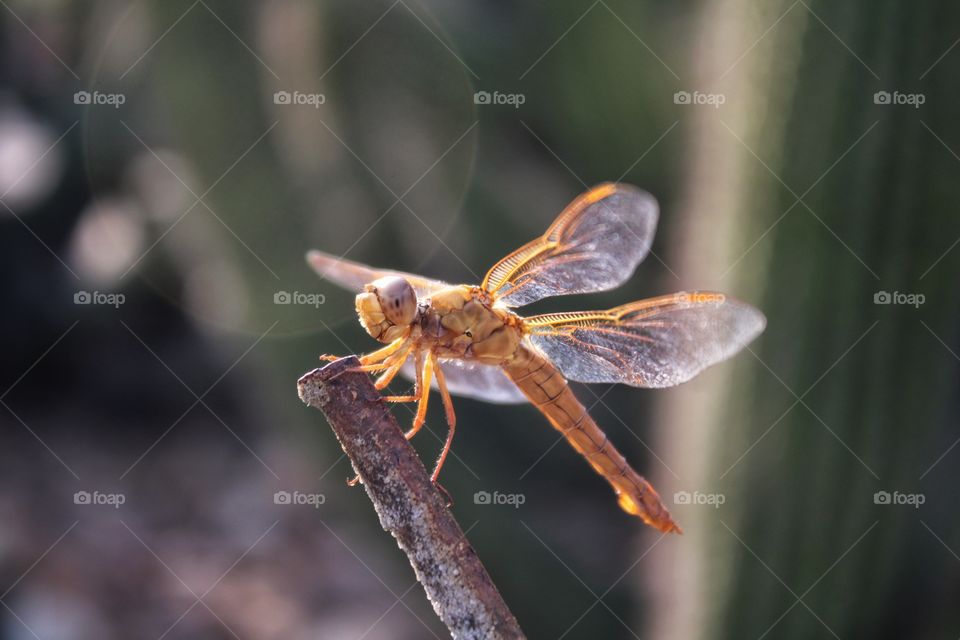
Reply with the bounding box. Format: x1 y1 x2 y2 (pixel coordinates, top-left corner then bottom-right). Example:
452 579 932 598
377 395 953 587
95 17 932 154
648 1 960 639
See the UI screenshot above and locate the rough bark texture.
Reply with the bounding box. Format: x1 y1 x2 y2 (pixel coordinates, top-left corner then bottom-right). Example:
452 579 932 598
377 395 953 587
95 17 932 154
297 357 525 640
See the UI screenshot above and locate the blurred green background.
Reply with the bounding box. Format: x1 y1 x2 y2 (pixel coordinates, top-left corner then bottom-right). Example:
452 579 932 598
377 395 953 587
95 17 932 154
1 1 958 638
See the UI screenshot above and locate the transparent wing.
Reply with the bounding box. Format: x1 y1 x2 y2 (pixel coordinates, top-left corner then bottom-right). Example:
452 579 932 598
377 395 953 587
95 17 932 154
307 250 450 298
524 292 766 388
400 357 527 404
481 183 659 307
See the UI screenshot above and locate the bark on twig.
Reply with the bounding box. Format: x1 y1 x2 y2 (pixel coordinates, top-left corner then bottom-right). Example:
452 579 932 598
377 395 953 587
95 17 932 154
297 356 525 640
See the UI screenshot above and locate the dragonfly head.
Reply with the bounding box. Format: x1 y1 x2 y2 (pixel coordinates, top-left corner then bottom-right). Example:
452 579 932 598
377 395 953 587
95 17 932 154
355 276 418 342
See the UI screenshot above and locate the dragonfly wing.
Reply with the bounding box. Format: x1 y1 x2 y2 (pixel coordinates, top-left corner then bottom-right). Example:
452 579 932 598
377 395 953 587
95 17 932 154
524 292 766 388
400 357 527 404
482 183 659 307
307 249 450 298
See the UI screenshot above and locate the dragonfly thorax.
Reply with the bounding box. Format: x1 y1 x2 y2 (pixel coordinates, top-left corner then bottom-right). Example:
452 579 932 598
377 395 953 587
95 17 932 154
421 287 521 363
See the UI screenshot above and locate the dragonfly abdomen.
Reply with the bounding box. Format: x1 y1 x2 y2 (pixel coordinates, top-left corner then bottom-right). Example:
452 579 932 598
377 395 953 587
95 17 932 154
503 347 681 534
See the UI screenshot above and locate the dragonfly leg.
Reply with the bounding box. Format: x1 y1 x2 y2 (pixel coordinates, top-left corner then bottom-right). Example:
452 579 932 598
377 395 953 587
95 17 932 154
323 336 407 379
328 361 391 387
332 339 409 384
429 359 457 483
383 349 425 405
348 362 391 374
374 344 414 390
356 355 431 486
359 337 409 366
383 395 420 403
404 351 433 441
348 346 418 486
434 481 454 508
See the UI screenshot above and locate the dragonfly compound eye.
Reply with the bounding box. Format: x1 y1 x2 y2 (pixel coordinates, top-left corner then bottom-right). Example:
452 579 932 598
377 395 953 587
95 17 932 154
371 276 417 326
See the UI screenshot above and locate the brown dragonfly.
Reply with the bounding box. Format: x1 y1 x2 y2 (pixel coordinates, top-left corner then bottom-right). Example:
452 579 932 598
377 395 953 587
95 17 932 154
308 183 765 533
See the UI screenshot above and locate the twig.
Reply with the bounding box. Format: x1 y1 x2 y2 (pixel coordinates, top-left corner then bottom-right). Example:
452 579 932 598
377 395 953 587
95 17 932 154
297 356 526 640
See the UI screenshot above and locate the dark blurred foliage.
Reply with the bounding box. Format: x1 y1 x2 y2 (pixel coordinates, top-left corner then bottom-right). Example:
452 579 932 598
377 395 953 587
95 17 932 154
0 1 957 639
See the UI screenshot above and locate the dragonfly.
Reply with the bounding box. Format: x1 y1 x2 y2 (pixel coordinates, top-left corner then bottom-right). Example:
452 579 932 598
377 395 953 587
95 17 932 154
308 183 765 533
